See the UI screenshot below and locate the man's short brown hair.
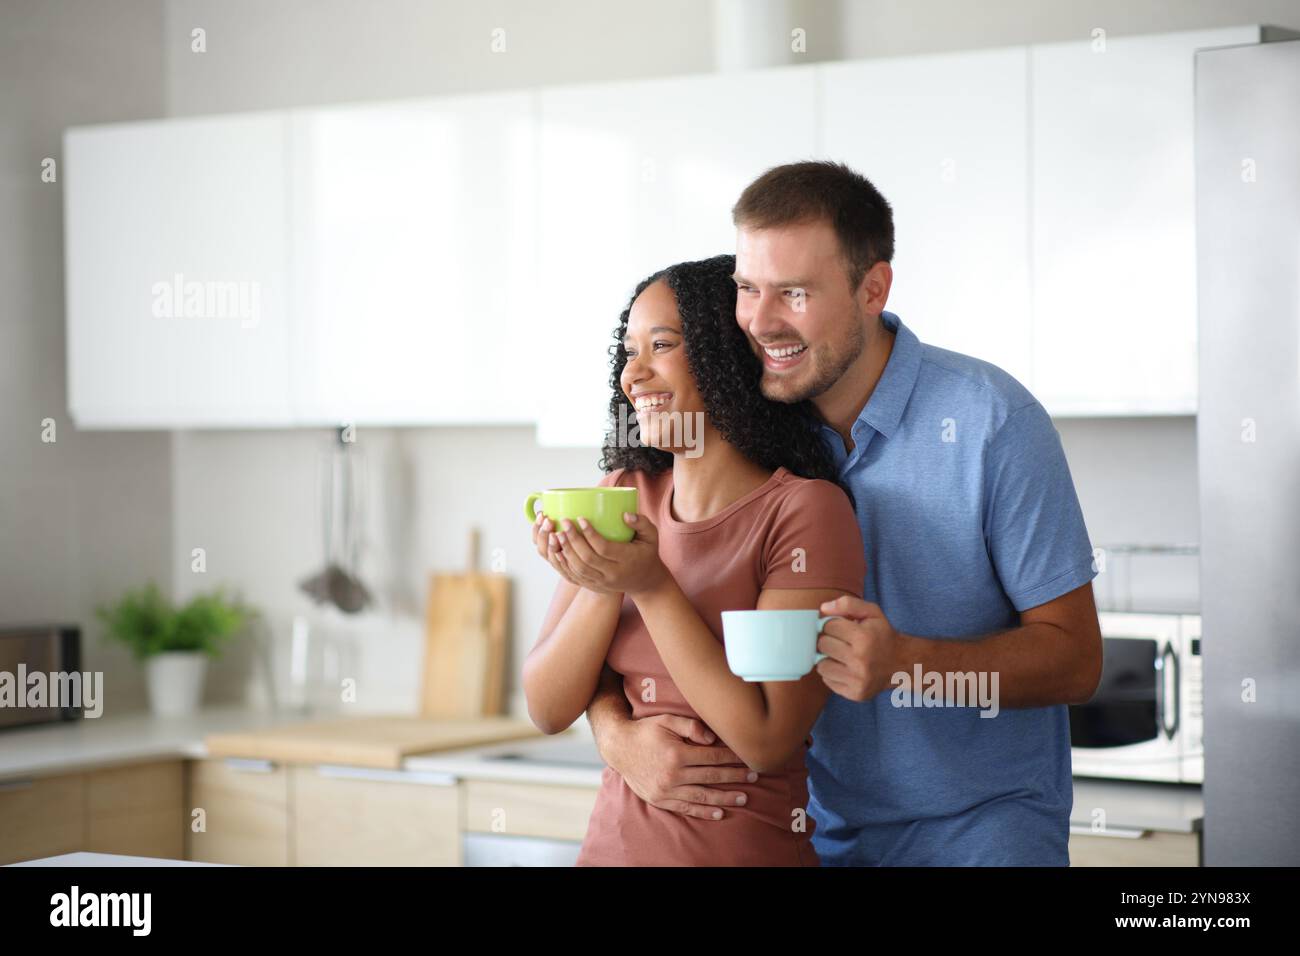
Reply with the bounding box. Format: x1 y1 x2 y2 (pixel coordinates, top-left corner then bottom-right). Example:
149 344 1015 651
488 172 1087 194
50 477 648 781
731 160 894 291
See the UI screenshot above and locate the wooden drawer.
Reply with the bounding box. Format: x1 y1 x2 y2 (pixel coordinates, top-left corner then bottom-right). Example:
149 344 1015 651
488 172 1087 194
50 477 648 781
1069 828 1199 866
86 760 184 859
187 758 290 866
0 773 84 865
463 779 598 842
292 766 460 866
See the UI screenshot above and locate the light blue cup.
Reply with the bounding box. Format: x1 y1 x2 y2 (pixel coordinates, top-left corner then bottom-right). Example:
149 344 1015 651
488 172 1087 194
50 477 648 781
720 609 844 682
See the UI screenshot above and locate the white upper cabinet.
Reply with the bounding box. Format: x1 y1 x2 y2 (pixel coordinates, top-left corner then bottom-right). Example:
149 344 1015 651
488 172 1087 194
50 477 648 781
535 67 818 447
820 47 1032 389
65 113 294 427
65 96 537 429
288 92 537 425
64 26 1269 430
1030 25 1262 415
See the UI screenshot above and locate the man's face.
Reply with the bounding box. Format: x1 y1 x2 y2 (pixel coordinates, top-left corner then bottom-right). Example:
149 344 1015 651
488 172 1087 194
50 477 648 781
733 220 868 404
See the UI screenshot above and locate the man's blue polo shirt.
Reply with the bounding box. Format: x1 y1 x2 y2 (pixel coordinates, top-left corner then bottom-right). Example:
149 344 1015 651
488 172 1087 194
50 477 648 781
808 311 1097 866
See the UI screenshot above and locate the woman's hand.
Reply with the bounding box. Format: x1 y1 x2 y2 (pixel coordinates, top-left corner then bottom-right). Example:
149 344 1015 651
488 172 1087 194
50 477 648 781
556 513 670 598
530 511 588 590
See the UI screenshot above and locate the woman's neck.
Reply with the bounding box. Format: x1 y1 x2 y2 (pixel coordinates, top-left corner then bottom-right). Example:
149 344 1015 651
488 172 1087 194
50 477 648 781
668 430 773 523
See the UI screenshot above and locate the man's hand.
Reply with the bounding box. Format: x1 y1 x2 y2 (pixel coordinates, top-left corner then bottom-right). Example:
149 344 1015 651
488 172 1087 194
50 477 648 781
815 595 906 702
596 713 758 820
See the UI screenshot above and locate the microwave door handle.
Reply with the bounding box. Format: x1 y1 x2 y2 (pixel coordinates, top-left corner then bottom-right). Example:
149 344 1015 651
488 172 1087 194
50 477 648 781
1161 641 1180 740
1154 646 1166 738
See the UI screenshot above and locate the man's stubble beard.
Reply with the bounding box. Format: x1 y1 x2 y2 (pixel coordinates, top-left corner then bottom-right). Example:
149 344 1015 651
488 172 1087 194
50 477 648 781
760 303 868 404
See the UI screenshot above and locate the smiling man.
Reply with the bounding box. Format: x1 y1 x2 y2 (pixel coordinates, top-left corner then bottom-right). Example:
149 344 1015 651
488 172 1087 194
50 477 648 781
587 160 1102 866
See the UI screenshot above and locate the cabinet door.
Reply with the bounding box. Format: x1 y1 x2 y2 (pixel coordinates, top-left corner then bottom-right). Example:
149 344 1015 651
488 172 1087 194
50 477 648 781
292 765 461 866
820 47 1032 388
289 92 536 426
65 113 294 427
85 761 184 859
1030 26 1260 415
187 758 290 866
463 779 597 841
0 774 84 865
536 66 818 447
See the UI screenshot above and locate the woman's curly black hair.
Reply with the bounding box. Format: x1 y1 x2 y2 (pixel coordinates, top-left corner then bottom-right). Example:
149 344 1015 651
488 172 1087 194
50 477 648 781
598 254 849 501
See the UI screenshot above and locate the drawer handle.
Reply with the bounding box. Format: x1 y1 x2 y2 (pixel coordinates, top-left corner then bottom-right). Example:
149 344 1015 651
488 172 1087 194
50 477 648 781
314 765 457 786
223 758 277 773
0 779 36 792
1070 824 1149 839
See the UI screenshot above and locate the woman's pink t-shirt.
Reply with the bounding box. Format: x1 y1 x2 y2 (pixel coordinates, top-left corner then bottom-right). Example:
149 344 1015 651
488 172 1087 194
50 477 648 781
575 465 866 867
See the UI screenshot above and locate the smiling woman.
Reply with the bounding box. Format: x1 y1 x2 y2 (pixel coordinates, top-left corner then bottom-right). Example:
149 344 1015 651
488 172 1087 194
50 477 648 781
521 255 867 867
602 254 841 484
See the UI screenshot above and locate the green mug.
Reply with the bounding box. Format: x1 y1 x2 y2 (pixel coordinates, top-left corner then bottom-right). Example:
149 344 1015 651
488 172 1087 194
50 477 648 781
524 487 639 543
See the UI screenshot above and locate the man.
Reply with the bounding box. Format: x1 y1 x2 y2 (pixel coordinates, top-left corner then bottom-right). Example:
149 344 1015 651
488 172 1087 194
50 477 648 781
586 160 1102 866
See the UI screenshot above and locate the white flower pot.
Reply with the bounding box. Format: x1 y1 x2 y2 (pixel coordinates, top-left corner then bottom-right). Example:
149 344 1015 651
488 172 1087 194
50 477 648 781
145 651 209 716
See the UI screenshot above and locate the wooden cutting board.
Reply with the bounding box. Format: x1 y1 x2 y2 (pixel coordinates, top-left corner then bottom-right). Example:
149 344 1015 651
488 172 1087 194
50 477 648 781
420 529 510 718
204 715 541 770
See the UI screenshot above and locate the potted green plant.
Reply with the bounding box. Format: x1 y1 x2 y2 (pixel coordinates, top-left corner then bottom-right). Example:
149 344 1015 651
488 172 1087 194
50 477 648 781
96 582 252 716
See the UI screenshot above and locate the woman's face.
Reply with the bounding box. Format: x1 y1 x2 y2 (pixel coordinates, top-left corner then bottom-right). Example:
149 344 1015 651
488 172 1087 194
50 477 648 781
619 279 706 453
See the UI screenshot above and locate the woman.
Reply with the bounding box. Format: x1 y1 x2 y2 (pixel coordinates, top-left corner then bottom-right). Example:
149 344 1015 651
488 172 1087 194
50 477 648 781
522 254 866 866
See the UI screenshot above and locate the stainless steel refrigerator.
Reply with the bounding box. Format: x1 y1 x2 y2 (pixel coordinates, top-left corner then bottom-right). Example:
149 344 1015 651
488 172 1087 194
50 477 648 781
1196 37 1300 866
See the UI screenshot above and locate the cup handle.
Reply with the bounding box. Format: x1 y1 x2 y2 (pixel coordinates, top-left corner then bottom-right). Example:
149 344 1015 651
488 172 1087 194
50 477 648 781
814 615 844 664
524 492 541 523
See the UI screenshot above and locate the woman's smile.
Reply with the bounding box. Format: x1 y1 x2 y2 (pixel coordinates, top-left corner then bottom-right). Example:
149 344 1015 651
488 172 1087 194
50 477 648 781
631 390 674 412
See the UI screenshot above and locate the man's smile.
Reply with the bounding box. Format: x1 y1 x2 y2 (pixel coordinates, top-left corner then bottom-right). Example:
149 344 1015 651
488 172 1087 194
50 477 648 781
760 341 809 371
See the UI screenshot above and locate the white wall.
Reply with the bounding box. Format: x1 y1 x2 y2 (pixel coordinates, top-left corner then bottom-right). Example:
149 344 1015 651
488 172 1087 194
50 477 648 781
169 426 606 716
835 0 1300 56
162 0 722 113
0 0 172 716
1057 417 1200 612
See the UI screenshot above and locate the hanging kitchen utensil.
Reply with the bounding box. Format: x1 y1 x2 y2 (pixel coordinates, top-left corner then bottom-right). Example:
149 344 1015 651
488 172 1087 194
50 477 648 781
297 438 337 606
298 426 373 614
331 436 373 613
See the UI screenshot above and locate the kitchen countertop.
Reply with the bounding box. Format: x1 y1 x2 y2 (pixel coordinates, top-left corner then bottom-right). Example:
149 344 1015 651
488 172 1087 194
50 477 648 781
1071 777 1203 834
0 705 283 782
0 704 596 785
411 737 1205 834
0 707 1203 835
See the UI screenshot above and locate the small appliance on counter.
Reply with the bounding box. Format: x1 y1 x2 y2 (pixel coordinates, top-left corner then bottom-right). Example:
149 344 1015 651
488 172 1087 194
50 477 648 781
0 624 83 731
1070 611 1203 784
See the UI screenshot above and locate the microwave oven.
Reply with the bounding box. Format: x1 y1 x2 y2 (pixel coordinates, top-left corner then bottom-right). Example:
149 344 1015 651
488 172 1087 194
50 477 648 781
0 625 83 731
1069 612 1203 784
